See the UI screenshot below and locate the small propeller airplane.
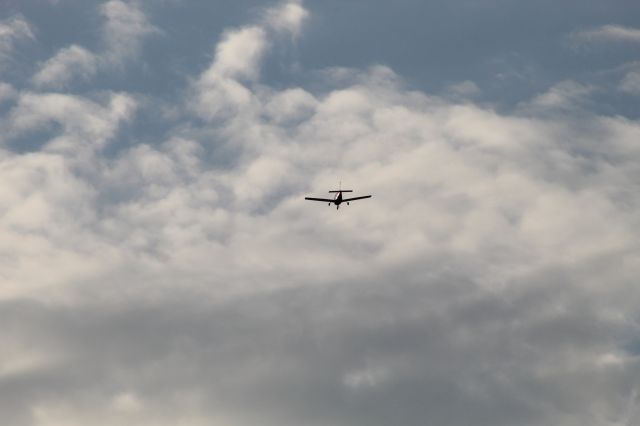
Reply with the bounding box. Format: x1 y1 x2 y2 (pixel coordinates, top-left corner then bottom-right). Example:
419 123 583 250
305 183 372 210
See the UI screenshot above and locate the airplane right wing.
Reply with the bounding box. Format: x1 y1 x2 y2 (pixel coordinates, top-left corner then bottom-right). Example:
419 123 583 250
305 197 335 202
342 195 372 202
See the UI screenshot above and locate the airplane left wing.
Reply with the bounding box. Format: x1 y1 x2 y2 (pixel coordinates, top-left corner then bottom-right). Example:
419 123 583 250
342 195 372 202
305 197 335 202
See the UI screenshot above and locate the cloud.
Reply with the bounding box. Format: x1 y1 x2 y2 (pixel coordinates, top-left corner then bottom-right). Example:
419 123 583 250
0 82 17 104
191 24 267 122
2 1 640 425
0 15 34 66
32 45 98 88
7 91 136 153
209 26 268 81
446 80 481 98
523 80 595 111
31 1 157 88
620 65 640 95
264 0 309 37
100 0 159 66
192 1 310 120
573 24 640 44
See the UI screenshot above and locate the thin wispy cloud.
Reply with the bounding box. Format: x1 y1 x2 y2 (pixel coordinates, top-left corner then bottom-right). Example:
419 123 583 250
32 45 98 88
573 24 640 43
620 65 640 95
523 80 595 111
0 15 34 67
100 0 159 65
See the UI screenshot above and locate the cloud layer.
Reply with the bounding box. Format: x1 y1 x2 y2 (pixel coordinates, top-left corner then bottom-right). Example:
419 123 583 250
1 1 640 425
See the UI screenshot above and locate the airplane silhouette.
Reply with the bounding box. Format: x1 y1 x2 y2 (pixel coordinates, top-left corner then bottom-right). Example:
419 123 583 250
305 184 372 210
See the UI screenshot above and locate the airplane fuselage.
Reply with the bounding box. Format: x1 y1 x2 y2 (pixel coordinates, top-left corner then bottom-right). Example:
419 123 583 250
305 186 369 210
330 191 351 209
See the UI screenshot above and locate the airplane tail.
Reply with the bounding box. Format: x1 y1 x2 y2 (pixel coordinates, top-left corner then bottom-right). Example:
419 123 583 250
329 180 352 193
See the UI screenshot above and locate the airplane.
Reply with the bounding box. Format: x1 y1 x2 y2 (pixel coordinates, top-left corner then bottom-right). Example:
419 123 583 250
305 184 372 210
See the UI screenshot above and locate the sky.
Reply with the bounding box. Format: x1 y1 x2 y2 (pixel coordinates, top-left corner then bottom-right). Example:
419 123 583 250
1 0 640 425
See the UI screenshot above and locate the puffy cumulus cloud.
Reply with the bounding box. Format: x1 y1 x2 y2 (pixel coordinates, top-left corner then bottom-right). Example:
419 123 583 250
7 91 136 153
192 25 269 121
0 15 35 66
31 1 157 89
0 152 106 301
192 1 310 120
0 92 137 301
209 26 268 82
2 1 640 426
573 24 640 44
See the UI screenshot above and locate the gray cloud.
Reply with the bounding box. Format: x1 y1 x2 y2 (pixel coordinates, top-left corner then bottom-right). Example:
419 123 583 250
0 82 17 103
1 275 639 426
1 1 640 425
620 64 640 95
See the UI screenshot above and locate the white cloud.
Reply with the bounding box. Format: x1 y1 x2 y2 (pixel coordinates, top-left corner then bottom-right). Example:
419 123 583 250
101 0 159 66
263 87 318 123
209 26 268 81
573 24 640 43
0 152 107 300
7 64 637 302
264 0 309 36
8 92 136 153
192 26 267 120
193 1 310 120
0 15 34 65
31 1 157 88
32 45 98 89
523 80 595 110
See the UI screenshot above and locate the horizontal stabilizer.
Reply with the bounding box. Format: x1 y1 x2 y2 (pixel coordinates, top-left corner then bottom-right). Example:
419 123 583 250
329 190 352 193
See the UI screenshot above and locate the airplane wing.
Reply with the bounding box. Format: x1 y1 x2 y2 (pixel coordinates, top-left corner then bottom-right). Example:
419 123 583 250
342 195 372 202
305 197 335 202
